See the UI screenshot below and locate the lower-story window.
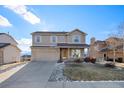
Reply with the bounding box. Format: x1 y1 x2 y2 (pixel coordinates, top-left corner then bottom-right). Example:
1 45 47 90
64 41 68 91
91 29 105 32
71 49 81 58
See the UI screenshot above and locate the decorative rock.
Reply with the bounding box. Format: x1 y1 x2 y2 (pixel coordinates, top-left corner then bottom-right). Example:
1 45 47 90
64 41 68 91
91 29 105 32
48 63 70 82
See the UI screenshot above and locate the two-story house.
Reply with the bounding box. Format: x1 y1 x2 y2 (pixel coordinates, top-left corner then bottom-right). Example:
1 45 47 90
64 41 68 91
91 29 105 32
31 29 89 62
0 33 21 65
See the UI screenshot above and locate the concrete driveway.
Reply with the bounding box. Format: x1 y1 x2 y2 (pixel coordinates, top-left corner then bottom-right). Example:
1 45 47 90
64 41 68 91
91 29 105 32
0 61 56 88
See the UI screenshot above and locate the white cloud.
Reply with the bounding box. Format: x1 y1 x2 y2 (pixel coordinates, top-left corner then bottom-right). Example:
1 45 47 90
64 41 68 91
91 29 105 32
0 15 12 27
41 29 49 32
17 38 32 54
4 5 41 24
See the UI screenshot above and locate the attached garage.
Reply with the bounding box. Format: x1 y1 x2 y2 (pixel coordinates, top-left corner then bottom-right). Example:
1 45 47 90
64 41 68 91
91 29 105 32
31 46 60 62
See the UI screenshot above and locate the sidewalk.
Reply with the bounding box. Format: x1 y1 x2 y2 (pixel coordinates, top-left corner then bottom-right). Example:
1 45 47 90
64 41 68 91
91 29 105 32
46 81 124 88
0 62 27 74
0 63 28 83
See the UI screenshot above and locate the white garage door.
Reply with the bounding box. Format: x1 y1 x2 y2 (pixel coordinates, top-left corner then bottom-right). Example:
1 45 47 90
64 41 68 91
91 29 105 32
32 47 60 62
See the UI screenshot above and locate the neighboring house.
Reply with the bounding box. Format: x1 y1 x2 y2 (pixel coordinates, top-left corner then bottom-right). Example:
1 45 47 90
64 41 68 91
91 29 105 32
21 55 31 62
89 37 106 61
0 33 21 65
90 37 124 62
31 29 89 62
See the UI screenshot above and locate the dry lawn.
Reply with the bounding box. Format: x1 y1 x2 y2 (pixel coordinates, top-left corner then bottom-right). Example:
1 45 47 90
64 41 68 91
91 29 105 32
64 63 124 81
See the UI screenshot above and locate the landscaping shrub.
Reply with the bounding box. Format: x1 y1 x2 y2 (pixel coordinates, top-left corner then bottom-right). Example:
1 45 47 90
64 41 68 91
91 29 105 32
84 57 96 63
84 57 90 62
104 63 115 68
74 58 82 63
90 57 96 64
117 58 123 63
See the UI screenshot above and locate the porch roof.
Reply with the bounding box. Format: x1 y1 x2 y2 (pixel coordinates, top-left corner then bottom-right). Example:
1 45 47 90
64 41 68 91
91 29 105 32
57 43 89 48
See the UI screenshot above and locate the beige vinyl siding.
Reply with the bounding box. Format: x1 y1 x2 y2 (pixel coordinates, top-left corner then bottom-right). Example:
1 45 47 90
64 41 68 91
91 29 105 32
33 35 66 46
32 31 86 46
3 45 20 63
67 31 85 44
0 49 3 65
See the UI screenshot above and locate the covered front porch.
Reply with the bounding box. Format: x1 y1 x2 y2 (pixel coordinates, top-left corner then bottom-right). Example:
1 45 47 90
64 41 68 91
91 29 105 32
60 48 85 61
57 43 89 61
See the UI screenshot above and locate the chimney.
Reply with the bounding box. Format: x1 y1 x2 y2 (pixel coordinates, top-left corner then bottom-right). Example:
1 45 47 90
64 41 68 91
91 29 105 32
90 37 95 45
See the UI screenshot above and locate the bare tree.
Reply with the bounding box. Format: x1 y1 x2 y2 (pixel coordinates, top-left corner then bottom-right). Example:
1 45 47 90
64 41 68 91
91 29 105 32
108 33 117 64
108 22 124 63
117 22 124 63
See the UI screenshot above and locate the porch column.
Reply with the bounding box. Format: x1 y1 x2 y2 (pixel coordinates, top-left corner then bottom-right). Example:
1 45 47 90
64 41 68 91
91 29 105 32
87 48 90 57
81 48 83 58
84 48 89 57
68 48 70 59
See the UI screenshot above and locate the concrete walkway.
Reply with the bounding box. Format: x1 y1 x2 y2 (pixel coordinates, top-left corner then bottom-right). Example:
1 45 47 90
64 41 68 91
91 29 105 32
0 61 56 88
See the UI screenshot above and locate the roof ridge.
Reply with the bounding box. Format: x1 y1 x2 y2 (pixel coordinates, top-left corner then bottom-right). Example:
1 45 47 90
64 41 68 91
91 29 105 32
31 29 87 35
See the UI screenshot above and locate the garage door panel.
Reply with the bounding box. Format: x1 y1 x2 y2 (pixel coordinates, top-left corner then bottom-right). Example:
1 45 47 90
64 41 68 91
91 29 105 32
32 48 60 61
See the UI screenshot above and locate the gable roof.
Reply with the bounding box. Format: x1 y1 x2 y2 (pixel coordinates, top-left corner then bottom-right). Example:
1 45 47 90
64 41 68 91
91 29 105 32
31 29 87 35
0 43 11 48
67 29 87 35
0 33 18 44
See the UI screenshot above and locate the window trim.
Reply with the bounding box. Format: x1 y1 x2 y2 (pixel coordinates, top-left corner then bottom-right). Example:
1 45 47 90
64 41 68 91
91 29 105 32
35 35 41 43
51 35 57 43
72 35 81 43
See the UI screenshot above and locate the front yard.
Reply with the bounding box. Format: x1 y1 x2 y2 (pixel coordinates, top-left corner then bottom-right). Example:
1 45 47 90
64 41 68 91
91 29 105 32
63 63 124 81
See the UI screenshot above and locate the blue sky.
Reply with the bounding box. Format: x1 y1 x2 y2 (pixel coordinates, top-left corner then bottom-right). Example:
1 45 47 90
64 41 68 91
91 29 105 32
0 5 124 54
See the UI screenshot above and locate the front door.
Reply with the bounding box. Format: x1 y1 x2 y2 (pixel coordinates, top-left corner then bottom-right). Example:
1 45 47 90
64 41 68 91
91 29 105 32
60 48 68 60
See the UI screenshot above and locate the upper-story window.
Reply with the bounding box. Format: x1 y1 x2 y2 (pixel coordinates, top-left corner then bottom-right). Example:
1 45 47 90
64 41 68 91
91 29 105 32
72 35 81 43
51 36 57 43
60 36 65 43
35 35 41 43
